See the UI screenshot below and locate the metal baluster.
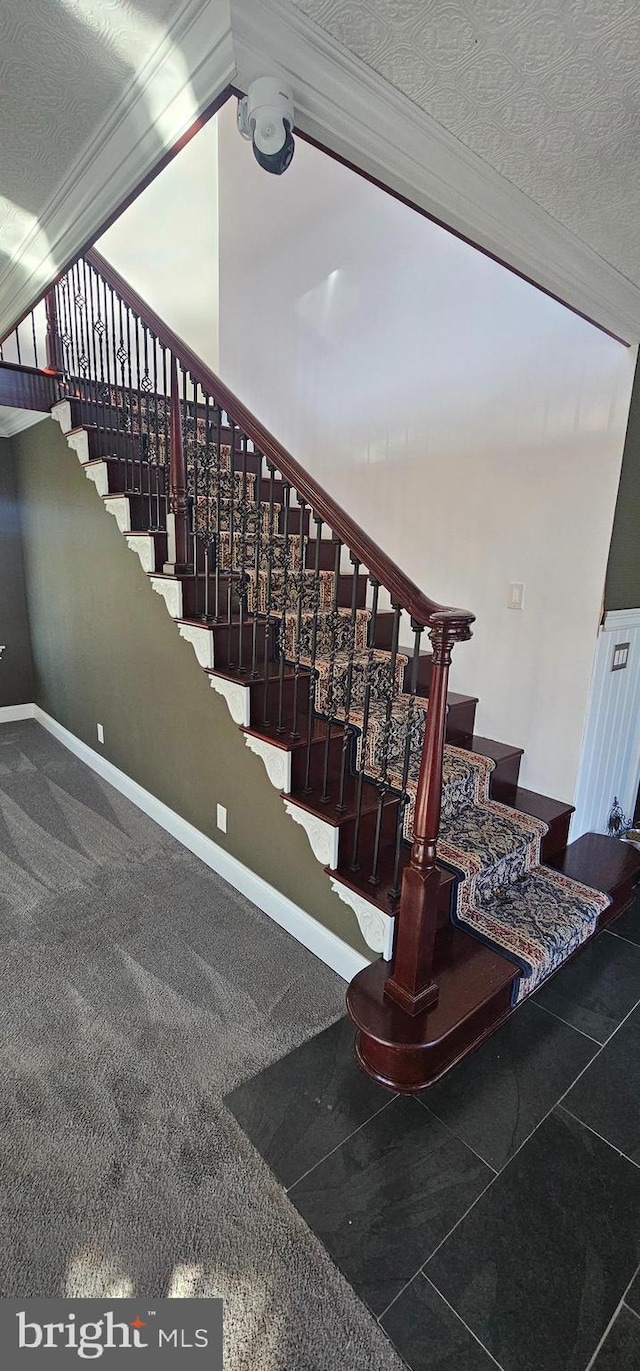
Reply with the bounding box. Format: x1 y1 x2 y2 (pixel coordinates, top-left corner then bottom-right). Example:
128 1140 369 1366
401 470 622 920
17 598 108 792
15 322 22 367
368 602 402 886
290 497 307 739
350 577 380 869
276 480 291 733
336 554 361 810
58 278 71 382
213 403 223 620
250 448 264 677
75 263 90 418
133 313 144 497
68 266 83 414
115 298 127 485
30 308 38 368
390 623 424 898
150 333 161 529
82 260 98 433
303 515 323 792
201 392 212 621
321 538 343 803
142 325 152 527
236 431 250 674
162 345 170 521
189 373 198 598
226 422 236 663
262 463 277 724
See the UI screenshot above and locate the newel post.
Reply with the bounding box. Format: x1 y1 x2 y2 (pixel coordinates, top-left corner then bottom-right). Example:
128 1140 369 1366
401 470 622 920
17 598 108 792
384 611 474 1016
163 355 192 574
44 286 65 373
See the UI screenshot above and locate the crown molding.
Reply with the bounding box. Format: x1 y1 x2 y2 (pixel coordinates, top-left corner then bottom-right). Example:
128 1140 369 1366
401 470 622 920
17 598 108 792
0 0 235 335
231 0 640 343
603 608 640 632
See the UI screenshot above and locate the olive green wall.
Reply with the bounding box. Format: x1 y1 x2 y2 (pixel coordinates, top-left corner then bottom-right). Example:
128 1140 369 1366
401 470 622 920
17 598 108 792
605 352 640 611
12 417 369 958
0 434 34 706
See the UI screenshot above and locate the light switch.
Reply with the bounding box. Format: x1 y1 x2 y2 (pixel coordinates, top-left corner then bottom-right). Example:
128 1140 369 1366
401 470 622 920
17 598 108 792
611 642 630 672
508 582 525 610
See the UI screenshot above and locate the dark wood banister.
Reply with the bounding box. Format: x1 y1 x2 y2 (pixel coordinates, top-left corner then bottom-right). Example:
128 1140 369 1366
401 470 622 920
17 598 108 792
87 247 473 636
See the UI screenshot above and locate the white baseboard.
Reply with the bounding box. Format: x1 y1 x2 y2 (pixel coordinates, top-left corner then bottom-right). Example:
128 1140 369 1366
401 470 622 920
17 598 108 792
5 704 367 983
0 702 37 722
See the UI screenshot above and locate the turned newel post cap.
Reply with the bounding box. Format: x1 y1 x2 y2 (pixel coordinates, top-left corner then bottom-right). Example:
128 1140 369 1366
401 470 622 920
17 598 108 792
428 608 475 644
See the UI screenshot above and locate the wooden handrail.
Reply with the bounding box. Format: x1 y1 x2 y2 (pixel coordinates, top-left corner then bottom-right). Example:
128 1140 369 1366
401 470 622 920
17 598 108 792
86 247 473 634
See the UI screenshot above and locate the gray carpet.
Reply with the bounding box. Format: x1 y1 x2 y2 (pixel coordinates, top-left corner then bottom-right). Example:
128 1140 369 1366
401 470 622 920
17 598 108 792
0 721 403 1370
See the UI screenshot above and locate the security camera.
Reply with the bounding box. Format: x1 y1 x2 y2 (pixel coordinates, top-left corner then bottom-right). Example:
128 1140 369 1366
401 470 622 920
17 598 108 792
237 77 295 175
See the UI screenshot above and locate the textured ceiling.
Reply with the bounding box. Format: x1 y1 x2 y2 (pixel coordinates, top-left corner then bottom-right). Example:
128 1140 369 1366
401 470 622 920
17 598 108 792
0 0 182 278
291 0 640 284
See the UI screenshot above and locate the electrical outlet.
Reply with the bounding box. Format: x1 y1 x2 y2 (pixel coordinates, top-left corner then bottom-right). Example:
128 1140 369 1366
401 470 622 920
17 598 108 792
216 804 227 834
97 723 104 744
508 582 525 610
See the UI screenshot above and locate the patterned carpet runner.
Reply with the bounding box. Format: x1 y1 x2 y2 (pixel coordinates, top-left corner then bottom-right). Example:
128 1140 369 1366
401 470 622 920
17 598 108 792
110 395 610 1003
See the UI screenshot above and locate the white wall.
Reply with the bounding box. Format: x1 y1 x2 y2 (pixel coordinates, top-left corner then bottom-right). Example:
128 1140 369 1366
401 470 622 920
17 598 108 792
97 98 636 805
215 101 636 803
98 119 220 371
572 610 640 838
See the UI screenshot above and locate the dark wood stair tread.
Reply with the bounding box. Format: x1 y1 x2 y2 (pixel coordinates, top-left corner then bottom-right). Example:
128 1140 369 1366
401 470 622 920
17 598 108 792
470 735 524 763
513 785 574 824
547 831 640 921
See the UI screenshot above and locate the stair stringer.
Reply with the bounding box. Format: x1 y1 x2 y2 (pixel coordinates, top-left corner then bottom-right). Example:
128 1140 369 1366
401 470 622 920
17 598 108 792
54 417 395 962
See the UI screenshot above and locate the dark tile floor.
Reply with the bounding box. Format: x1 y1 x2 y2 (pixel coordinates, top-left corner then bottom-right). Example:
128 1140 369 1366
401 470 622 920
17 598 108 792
226 896 640 1371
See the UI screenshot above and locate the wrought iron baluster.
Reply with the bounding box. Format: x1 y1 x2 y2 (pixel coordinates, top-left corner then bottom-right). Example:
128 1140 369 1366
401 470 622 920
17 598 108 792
142 325 152 526
74 262 90 416
213 403 223 621
162 345 170 516
276 480 292 733
390 622 424 898
202 392 212 621
30 308 38 369
82 260 98 433
115 298 128 485
189 372 199 598
303 515 323 792
68 265 84 415
350 589 378 871
321 538 343 803
336 554 362 811
237 430 250 674
368 602 402 886
226 422 236 662
290 496 307 739
133 313 144 496
250 449 264 678
262 463 277 724
150 333 161 529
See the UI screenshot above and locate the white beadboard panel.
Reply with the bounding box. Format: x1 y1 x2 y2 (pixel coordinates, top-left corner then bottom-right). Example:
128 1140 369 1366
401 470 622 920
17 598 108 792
571 612 640 840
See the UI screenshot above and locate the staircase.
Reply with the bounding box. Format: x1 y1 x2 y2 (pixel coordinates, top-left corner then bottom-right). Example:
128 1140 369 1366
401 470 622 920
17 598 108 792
4 248 639 1091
